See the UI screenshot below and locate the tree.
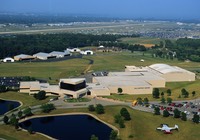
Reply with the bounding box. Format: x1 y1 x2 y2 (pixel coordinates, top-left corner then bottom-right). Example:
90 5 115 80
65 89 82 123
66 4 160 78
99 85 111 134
181 112 187 121
3 115 9 124
18 110 23 119
161 97 166 104
118 88 123 94
167 89 171 96
192 114 199 124
114 114 122 124
23 107 33 117
167 97 172 104
90 135 99 140
0 85 7 93
35 90 46 100
192 91 196 97
173 108 181 118
9 114 18 126
120 108 131 121
114 114 125 128
154 107 160 115
95 104 104 114
143 97 149 105
163 110 170 117
184 91 189 98
181 88 189 98
152 88 160 98
119 118 125 128
88 105 95 112
40 103 55 113
109 130 118 140
161 92 164 97
137 97 143 105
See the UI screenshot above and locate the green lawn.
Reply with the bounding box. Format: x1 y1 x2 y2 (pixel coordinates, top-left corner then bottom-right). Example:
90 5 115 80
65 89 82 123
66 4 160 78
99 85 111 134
65 98 91 103
0 52 199 80
0 92 50 108
1 106 199 140
0 58 89 83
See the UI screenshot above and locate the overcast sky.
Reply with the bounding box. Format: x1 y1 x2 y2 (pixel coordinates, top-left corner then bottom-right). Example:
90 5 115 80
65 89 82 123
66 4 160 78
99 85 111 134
0 0 200 19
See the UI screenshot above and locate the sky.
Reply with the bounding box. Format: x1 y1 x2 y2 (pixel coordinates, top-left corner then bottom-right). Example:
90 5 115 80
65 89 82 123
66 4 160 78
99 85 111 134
0 0 200 19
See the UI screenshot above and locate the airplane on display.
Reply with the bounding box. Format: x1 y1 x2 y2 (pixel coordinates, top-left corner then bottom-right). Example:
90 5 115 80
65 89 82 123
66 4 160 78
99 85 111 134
156 124 179 134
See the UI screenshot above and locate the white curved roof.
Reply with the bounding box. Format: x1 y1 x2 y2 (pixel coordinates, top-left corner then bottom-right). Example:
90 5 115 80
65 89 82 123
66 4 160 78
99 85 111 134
149 64 182 74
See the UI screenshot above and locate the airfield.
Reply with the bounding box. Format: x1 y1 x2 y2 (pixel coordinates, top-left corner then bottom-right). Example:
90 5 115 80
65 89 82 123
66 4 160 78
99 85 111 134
1 20 200 39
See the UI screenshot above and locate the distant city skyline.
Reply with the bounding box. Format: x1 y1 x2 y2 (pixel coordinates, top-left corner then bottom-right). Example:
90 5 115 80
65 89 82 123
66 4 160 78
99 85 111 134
0 0 200 19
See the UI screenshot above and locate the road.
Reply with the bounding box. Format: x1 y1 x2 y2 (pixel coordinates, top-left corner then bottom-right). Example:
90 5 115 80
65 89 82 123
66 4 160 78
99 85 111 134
0 97 199 124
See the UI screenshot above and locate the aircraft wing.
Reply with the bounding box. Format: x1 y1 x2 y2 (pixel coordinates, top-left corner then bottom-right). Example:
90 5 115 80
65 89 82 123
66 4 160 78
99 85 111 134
156 127 162 130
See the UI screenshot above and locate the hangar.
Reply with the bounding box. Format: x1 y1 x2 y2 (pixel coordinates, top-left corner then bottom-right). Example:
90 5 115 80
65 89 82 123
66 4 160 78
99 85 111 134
90 64 195 96
33 52 56 60
49 51 70 58
14 54 35 61
148 64 195 82
3 57 14 62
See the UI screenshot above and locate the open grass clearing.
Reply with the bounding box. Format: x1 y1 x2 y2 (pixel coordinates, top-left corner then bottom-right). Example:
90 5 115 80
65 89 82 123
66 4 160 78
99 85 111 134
0 58 89 84
119 37 164 46
1 106 199 140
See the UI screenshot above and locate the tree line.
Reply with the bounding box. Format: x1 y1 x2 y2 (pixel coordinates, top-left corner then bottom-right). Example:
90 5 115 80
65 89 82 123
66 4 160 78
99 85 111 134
0 33 144 59
152 38 200 62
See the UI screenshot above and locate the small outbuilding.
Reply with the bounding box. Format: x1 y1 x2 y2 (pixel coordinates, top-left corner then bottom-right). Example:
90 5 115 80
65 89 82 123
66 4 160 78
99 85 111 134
67 48 81 53
3 57 14 62
80 50 94 55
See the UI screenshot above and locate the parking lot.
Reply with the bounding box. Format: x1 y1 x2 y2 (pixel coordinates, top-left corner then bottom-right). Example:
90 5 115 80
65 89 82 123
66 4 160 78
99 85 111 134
137 99 200 120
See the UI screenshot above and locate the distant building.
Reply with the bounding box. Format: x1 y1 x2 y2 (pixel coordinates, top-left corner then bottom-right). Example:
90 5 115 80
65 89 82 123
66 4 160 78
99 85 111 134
98 45 105 49
80 50 94 55
14 54 35 61
67 48 81 53
3 57 14 62
49 51 70 58
33 52 56 60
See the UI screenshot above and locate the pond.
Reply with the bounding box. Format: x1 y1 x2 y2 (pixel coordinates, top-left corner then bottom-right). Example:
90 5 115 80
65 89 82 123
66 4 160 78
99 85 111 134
19 115 113 140
0 99 21 115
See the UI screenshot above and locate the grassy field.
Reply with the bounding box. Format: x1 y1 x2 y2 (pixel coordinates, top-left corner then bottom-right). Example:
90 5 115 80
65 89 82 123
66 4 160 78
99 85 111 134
1 52 200 100
0 106 200 140
0 58 89 83
0 92 50 108
119 37 164 47
0 52 199 79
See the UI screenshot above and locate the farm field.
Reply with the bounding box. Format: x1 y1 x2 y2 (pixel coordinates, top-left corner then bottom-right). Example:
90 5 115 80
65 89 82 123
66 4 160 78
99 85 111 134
0 106 199 140
119 37 164 47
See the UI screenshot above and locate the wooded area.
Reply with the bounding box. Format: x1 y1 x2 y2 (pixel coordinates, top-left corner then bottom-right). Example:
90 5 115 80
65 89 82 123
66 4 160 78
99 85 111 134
0 33 140 58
